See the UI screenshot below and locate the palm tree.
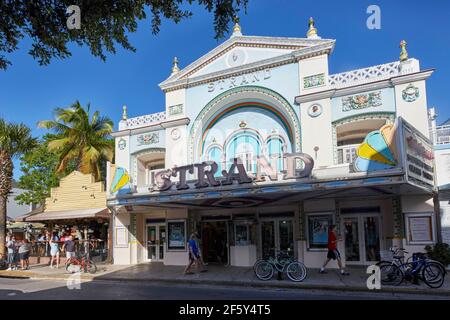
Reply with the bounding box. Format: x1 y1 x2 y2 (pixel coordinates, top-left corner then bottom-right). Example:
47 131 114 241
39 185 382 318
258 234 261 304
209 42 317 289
0 119 37 255
38 101 114 181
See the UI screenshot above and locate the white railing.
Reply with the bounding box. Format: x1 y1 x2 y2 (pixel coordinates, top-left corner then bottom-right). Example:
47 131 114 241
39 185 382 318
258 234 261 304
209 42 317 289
430 125 450 145
329 61 401 88
337 144 359 164
121 111 167 130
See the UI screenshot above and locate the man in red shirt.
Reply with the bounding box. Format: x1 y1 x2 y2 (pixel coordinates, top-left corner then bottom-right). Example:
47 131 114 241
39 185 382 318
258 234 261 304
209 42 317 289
320 225 349 275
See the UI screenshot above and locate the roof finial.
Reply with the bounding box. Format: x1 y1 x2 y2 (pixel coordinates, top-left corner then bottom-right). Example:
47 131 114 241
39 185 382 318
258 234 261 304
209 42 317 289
231 16 242 37
306 17 320 39
399 40 408 62
171 57 180 74
307 17 317 37
122 105 128 120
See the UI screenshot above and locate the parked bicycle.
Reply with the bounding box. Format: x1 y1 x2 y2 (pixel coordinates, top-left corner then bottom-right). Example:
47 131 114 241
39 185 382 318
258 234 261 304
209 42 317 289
66 252 97 274
0 253 8 270
254 251 307 282
377 246 446 288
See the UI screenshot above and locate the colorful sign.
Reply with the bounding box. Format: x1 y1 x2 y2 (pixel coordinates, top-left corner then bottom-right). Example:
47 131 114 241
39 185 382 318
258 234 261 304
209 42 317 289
110 167 131 193
353 124 397 172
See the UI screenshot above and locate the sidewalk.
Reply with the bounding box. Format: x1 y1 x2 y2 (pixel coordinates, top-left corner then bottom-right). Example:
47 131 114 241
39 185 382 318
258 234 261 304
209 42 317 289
1 262 449 296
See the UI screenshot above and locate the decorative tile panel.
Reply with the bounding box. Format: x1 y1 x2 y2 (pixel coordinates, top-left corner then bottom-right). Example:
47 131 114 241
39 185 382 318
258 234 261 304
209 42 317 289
402 83 419 102
137 132 159 146
342 91 382 112
303 73 325 89
168 104 183 116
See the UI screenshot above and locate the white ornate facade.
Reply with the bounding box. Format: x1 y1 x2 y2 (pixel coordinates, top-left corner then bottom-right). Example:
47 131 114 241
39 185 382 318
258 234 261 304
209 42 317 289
107 21 438 268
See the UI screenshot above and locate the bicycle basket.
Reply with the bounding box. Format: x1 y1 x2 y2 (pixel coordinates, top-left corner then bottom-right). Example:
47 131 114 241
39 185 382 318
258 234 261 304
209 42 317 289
379 250 394 261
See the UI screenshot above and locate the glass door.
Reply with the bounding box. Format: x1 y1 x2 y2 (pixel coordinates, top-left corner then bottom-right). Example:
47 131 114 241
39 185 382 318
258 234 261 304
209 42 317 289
343 217 360 262
146 224 165 261
261 219 294 259
261 221 275 259
363 216 381 263
341 215 381 265
278 220 294 258
147 225 157 261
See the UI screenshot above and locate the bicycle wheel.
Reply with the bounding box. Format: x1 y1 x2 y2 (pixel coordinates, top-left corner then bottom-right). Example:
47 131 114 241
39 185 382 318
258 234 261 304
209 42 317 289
380 264 403 286
286 261 307 282
422 262 445 289
254 260 274 281
66 261 82 273
253 259 266 273
85 259 97 274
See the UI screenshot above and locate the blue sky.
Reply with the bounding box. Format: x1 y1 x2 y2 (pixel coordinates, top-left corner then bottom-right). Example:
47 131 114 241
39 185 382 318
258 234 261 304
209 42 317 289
0 0 449 179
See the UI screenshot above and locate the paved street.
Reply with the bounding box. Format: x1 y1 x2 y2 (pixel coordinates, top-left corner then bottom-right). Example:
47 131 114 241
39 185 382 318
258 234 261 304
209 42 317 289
0 278 449 300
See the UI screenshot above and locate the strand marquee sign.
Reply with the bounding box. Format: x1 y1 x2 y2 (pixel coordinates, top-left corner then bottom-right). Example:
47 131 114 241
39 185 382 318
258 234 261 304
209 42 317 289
149 153 314 192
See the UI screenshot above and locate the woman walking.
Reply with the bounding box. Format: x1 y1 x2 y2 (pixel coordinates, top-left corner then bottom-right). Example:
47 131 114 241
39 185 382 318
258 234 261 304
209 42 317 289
18 239 31 270
49 232 60 269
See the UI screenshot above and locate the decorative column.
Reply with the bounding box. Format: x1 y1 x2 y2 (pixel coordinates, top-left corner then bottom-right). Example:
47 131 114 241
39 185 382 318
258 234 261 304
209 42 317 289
392 197 405 247
129 212 138 264
296 202 305 262
334 200 341 234
296 202 305 241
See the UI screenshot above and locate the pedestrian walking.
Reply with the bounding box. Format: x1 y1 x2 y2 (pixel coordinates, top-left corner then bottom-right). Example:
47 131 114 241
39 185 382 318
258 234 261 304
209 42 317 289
49 232 60 269
319 224 350 275
62 235 76 263
18 239 31 270
184 233 207 275
6 235 18 271
194 231 208 266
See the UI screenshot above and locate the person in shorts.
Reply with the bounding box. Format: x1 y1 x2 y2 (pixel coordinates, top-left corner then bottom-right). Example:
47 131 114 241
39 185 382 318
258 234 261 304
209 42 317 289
62 235 76 262
18 239 31 270
184 233 207 275
6 235 18 271
319 225 349 275
49 232 60 269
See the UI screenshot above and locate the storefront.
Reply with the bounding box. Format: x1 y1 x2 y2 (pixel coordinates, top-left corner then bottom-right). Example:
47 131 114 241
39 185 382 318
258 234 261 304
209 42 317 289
17 171 112 262
107 19 438 268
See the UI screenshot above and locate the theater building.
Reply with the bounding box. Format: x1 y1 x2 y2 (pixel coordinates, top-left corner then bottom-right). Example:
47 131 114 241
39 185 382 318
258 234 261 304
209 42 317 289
107 19 438 268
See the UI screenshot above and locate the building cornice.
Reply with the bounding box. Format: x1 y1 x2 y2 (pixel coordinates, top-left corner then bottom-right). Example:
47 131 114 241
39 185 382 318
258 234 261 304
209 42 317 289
295 69 434 104
112 117 190 137
159 40 335 92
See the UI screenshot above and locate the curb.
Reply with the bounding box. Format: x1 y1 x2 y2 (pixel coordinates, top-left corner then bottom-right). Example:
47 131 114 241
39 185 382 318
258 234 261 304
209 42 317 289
93 276 450 296
2 271 450 296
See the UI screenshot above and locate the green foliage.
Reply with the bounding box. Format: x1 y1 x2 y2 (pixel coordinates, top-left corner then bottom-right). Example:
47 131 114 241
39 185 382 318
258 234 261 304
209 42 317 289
38 101 114 181
15 137 76 206
425 242 450 266
0 0 248 69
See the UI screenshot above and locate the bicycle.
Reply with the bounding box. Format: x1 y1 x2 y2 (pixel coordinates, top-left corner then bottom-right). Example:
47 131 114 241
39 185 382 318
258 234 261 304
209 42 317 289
254 251 307 282
66 253 97 274
378 247 446 288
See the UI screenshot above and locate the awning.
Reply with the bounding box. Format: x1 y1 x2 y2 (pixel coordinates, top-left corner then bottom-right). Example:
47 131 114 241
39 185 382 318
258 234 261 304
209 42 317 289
17 207 110 222
14 206 45 222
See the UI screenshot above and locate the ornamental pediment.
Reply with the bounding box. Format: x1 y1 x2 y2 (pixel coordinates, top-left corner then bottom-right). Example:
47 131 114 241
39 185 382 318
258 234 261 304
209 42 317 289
159 36 335 90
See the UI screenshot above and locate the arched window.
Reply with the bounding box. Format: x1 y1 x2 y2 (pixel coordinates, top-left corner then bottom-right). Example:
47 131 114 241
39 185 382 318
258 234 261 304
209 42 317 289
226 132 261 173
267 137 284 170
207 146 222 176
